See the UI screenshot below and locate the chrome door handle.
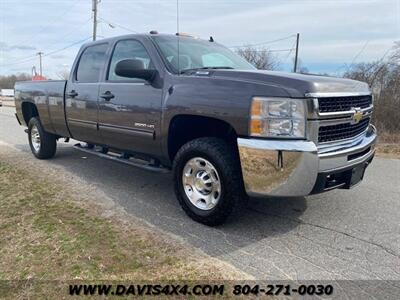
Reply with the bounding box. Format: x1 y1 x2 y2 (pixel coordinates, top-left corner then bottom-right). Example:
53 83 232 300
67 90 78 98
100 91 115 101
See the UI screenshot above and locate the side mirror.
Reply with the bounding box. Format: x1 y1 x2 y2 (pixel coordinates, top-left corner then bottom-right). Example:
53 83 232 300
115 59 156 81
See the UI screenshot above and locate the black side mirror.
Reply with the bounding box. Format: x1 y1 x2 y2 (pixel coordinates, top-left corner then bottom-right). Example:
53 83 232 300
115 59 156 81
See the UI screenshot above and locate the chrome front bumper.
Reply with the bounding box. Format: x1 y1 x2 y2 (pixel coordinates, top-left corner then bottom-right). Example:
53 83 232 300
237 125 377 197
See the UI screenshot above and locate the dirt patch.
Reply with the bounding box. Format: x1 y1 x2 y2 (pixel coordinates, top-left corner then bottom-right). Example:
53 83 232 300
375 143 400 159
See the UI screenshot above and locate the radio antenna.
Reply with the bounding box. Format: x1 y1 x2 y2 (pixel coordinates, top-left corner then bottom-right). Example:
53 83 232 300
176 0 180 75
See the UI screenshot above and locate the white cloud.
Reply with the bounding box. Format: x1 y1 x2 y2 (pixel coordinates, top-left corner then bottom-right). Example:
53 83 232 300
0 0 399 77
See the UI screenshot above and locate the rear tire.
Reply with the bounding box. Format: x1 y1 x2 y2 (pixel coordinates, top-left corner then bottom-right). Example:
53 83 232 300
28 117 57 159
173 137 246 226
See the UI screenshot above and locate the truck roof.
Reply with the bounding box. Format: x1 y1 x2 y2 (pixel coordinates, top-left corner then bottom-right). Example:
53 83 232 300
81 33 200 48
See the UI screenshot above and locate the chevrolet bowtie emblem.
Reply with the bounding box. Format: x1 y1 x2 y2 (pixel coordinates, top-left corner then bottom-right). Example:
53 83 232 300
352 108 363 124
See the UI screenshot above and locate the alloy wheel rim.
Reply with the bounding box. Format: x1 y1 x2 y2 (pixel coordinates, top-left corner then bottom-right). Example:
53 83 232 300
31 125 41 152
182 157 221 210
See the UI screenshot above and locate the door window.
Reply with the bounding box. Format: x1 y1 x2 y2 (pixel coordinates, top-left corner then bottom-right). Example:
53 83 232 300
108 40 153 82
76 43 108 83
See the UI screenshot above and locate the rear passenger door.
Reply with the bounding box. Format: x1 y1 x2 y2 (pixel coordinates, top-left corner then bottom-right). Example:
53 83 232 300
65 43 108 144
98 39 162 156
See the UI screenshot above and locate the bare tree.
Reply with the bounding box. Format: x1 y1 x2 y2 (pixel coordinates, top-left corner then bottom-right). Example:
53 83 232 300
344 41 400 140
236 46 280 70
391 41 400 63
56 70 70 80
0 73 31 89
292 58 309 74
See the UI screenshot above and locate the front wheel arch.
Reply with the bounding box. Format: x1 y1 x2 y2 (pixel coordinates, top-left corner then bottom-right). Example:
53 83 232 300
167 114 238 163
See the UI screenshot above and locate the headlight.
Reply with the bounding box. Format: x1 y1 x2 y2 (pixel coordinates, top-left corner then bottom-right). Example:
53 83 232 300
250 97 306 138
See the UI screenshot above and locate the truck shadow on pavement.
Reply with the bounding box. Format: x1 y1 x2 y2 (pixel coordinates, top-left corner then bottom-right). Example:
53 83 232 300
16 145 307 259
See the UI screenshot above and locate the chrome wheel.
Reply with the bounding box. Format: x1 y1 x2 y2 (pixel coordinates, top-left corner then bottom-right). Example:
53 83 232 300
182 157 221 210
30 125 41 152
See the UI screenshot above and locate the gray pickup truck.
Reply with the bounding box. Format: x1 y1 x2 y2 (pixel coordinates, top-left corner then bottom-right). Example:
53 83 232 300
14 33 377 225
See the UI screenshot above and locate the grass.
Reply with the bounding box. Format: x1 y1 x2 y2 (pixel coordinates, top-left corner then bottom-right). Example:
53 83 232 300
0 161 243 298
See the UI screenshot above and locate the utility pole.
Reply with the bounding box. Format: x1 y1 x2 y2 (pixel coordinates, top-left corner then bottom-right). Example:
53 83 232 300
92 0 99 41
293 33 300 73
37 52 43 76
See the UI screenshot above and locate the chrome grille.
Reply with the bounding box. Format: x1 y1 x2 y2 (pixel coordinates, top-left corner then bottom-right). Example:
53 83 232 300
318 118 370 143
318 95 372 113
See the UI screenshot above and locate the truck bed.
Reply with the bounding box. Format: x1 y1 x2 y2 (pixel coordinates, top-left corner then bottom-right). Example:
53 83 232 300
14 80 69 137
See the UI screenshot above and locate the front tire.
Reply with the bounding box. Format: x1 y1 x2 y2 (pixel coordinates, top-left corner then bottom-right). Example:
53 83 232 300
28 117 57 159
173 137 246 226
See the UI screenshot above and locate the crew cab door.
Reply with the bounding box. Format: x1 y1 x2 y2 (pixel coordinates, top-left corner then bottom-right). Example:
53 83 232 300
65 43 108 144
98 39 162 156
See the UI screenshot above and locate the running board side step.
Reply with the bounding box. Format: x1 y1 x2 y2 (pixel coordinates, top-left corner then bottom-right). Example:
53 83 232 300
73 143 170 173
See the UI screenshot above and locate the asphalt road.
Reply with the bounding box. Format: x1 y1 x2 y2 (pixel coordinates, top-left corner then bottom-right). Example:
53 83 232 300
1 106 399 280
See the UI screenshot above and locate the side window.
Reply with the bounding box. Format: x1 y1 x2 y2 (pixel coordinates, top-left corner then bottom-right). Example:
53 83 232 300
108 40 153 81
76 44 108 83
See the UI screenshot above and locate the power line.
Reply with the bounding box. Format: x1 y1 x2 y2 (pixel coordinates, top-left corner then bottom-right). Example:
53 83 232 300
11 0 82 48
346 40 370 71
4 17 92 65
239 48 294 53
43 37 92 58
49 17 93 46
334 45 393 76
2 54 39 66
229 34 296 48
3 37 92 68
2 1 88 70
363 47 393 72
98 17 138 33
284 40 297 61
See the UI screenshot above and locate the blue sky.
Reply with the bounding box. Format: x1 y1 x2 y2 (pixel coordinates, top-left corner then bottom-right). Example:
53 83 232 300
0 0 399 78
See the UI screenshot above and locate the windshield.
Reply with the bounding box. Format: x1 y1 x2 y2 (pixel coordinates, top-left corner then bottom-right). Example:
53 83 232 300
152 35 256 73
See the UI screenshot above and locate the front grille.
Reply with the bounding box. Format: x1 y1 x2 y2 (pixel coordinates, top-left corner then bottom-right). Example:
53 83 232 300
318 95 372 113
318 118 370 143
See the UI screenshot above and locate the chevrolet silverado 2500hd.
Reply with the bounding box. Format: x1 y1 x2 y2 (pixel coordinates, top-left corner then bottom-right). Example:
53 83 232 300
14 33 377 225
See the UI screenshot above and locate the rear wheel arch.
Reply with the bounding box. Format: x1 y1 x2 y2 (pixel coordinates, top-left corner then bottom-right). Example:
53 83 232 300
21 102 39 125
167 114 238 162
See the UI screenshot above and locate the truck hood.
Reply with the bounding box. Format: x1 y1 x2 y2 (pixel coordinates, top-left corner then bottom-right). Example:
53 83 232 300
210 69 370 97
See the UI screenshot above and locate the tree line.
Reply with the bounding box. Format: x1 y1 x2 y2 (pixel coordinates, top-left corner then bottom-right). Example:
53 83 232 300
0 74 31 89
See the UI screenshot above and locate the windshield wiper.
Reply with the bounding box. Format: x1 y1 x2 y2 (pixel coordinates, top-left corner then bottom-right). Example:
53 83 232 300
179 66 234 74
